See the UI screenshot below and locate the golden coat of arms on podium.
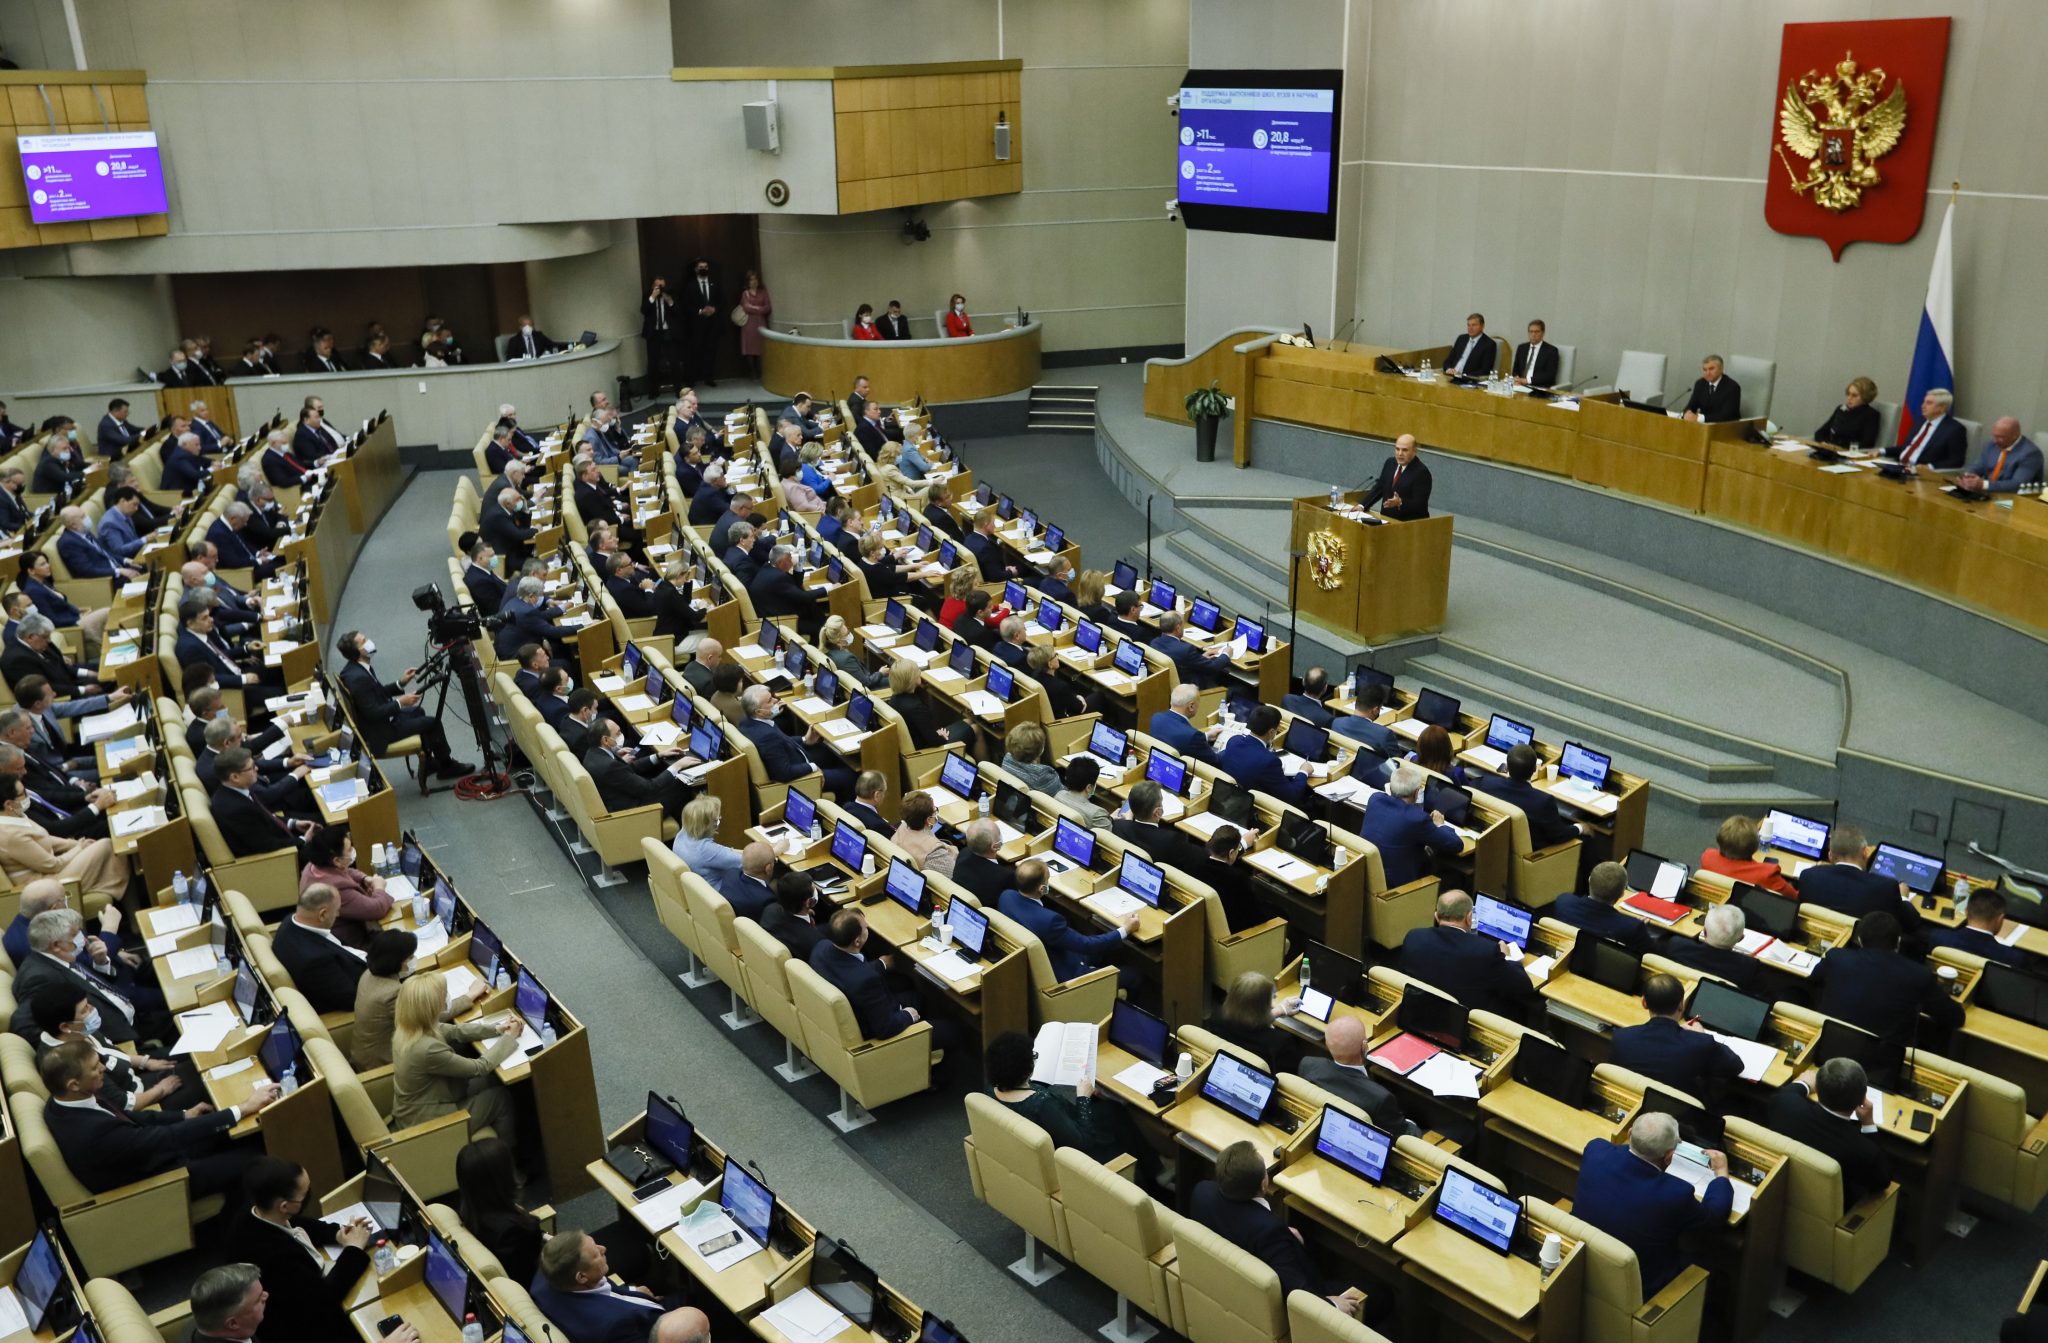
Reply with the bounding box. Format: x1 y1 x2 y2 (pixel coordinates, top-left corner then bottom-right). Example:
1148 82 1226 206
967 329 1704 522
1307 529 1346 591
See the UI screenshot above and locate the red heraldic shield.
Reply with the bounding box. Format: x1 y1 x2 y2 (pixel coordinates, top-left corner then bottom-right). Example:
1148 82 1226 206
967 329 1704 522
1764 17 1951 261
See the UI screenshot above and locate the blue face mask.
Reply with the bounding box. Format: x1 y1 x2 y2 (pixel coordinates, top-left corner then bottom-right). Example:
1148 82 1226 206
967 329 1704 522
82 1008 103 1035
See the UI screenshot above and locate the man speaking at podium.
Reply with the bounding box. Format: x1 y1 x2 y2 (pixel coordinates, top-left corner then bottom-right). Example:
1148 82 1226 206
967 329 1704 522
1357 434 1433 521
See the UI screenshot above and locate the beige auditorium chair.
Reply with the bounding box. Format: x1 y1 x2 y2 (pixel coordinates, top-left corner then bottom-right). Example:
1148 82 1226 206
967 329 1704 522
963 1092 1074 1287
425 1202 508 1281
10 1090 225 1276
642 838 717 989
1360 843 1439 951
311 1035 477 1200
1197 884 1288 993
786 958 933 1133
1057 1146 1175 1341
1542 1206 1708 1343
1912 1048 2048 1214
733 916 822 1083
1724 1113 1897 1294
1288 1291 1394 1343
986 906 1118 1027
0 1035 42 1098
1165 1217 1288 1343
83 1277 186 1343
1486 795 1581 909
680 869 761 1032
182 768 299 913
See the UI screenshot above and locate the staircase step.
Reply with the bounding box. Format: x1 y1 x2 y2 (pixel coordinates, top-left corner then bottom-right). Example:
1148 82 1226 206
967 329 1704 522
1179 507 1291 587
1033 384 1099 393
1029 408 1097 419
1027 423 1095 434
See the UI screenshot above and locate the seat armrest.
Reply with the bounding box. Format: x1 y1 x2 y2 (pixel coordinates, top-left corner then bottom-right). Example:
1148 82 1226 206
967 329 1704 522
1221 915 1289 947
1382 875 1439 900
1044 966 1119 997
1104 1152 1138 1182
1841 1182 1900 1231
1637 1264 1710 1322
528 1202 558 1231
1527 838 1582 860
2022 1111 2048 1156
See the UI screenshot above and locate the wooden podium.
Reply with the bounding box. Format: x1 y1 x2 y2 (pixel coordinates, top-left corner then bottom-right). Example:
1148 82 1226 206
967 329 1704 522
1289 496 1452 643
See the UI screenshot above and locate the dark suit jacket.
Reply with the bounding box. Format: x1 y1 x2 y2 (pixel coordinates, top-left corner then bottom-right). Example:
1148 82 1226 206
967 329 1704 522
0 486 25 535
1358 791 1460 888
962 531 1006 582
46 1097 239 1191
176 628 246 686
999 890 1122 982
1214 734 1308 807
9 953 144 1044
96 414 141 457
652 582 700 642
1357 454 1433 520
504 328 561 360
641 292 679 341
1799 863 1923 934
808 942 914 1039
748 566 822 624
1401 924 1538 1019
760 903 826 961
1189 1182 1320 1300
878 313 912 340
273 918 368 1013
1682 376 1743 423
463 563 506 615
1572 1138 1730 1293
1658 935 1773 997
223 1213 370 1343
1111 819 1205 875
1551 893 1654 957
853 418 890 454
1814 402 1880 449
582 746 678 814
1444 332 1498 378
1471 775 1578 849
722 544 762 587
492 598 573 659
1809 946 1961 1052
606 573 658 619
1886 414 1967 470
688 486 732 528
1297 1058 1405 1132
738 716 813 783
1280 693 1334 730
339 660 415 753
1765 1081 1888 1206
1146 711 1214 764
160 450 212 494
529 1274 669 1343
1609 1016 1743 1102
952 853 1017 905
210 784 303 859
479 509 537 569
1149 633 1219 688
1926 923 2030 968
1512 341 1560 386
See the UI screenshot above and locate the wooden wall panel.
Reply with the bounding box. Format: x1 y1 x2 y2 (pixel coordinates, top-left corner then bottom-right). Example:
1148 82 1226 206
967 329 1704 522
832 60 1022 215
0 71 166 252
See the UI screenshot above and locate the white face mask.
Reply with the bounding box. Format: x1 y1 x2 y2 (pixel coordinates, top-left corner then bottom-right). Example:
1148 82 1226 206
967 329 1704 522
19 605 33 618
362 640 377 657
954 303 966 313
521 324 533 335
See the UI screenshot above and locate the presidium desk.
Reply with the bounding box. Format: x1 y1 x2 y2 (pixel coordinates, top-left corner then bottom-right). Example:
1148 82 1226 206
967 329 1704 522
761 320 1041 406
1150 337 2048 639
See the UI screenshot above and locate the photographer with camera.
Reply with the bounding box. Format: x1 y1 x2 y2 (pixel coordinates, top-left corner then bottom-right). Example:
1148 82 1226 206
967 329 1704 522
336 630 473 782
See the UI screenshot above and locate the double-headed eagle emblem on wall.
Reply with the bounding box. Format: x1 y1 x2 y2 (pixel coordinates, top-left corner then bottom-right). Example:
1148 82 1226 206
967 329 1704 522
1775 52 1908 212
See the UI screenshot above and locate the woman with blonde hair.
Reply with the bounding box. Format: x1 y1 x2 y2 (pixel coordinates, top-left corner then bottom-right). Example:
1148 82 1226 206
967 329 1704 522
820 614 886 688
1070 569 1108 620
391 970 522 1141
671 795 742 888
874 442 931 508
1001 721 1060 795
938 565 979 630
0 775 127 904
888 659 947 750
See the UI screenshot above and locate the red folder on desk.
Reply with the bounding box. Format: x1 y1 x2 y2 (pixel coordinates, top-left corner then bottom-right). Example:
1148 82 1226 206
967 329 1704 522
1367 1032 1442 1076
1623 892 1691 925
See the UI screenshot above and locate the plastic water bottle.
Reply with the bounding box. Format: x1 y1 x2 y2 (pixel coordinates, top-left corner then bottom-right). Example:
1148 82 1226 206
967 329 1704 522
1951 872 1969 905
809 814 822 842
494 958 512 991
1298 955 1311 994
1329 484 1341 509
461 1314 484 1343
173 870 192 907
278 1065 299 1097
539 1020 557 1049
372 1239 396 1275
1419 357 1433 381
977 792 991 820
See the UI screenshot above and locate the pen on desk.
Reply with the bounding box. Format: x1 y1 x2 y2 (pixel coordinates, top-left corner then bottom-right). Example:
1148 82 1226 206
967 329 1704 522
1893 1109 1903 1126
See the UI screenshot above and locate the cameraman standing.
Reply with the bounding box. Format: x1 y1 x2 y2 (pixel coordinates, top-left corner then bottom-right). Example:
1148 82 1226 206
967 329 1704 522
641 275 681 395
336 629 474 781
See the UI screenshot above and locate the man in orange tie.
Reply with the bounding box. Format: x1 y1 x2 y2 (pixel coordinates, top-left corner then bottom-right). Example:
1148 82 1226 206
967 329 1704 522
1960 417 2043 494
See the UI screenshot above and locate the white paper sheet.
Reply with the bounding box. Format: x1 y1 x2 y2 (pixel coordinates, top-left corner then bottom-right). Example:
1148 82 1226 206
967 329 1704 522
111 805 167 837
165 945 222 980
921 949 978 983
207 1057 257 1081
0 1285 30 1338
1706 1031 1779 1083
1408 1052 1482 1099
685 1212 763 1272
626 1177 707 1233
761 1289 852 1343
1114 1060 1173 1093
150 904 203 933
171 1005 240 1054
1667 1154 1753 1215
1086 890 1144 920
1245 849 1313 881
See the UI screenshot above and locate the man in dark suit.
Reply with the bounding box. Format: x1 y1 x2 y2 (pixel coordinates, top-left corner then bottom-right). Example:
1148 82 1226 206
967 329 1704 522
504 315 561 361
952 820 1017 904
736 684 852 797
1511 319 1560 387
761 872 826 962
531 1232 673 1343
483 426 524 476
999 859 1133 983
1401 890 1539 1020
460 538 506 614
95 398 142 457
0 467 27 535
990 617 1031 669
721 843 777 921
688 467 734 528
853 400 891 454
748 545 825 639
210 747 313 859
1359 764 1461 888
40 1039 277 1198
223 1159 382 1343
641 276 681 391
1298 1017 1407 1133
1799 825 1924 936
1929 889 2034 968
337 630 470 780
208 503 281 581
56 505 141 582
493 578 579 660
1572 1115 1731 1294
1280 666 1336 729
1149 610 1227 688
1765 1059 1889 1206
581 717 691 820
1551 860 1654 955
1960 416 2045 495
682 259 723 386
1193 828 1266 933
301 333 348 374
480 489 538 570
159 432 213 493
1659 904 1774 996
273 885 369 1013
1111 781 1208 873
9 910 155 1044
1443 313 1497 379
1610 973 1744 1103
176 601 270 693
605 552 659 619
708 495 756 556
841 770 891 834
1332 680 1401 759
962 511 1015 583
1808 911 1962 1070
1680 354 1742 423
227 341 271 380
809 910 925 1041
158 348 211 388
1357 434 1433 520
1191 1141 1366 1316
1214 704 1310 806
1472 744 1582 850
1148 685 1218 764
878 301 913 340
1886 388 1967 471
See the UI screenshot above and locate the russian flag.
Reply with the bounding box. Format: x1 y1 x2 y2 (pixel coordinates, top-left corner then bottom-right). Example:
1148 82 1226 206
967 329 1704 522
1899 200 1956 444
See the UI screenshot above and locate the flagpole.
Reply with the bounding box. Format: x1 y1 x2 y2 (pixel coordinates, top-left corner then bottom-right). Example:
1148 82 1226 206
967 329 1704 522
1950 181 1960 205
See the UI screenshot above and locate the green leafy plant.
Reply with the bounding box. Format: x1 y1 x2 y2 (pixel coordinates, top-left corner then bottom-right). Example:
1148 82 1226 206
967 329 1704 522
1184 381 1229 420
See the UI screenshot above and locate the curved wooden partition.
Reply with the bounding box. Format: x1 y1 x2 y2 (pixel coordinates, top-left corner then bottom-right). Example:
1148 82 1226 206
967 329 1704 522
761 322 1041 404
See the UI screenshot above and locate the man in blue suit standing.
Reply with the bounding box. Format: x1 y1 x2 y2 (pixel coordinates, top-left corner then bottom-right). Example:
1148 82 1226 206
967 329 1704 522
1471 744 1582 849
1147 684 1217 764
1610 973 1744 1104
1551 861 1654 956
530 1231 674 1343
1358 763 1461 888
1401 890 1539 1021
1149 610 1227 688
998 859 1135 983
1573 1113 1731 1294
1214 705 1310 806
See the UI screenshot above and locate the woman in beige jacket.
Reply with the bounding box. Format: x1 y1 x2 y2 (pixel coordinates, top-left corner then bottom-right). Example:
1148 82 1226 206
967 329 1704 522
0 776 128 904
390 971 521 1143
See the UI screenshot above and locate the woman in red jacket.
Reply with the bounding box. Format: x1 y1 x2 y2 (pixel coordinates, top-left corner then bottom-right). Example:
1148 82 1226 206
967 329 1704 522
1698 814 1799 897
943 293 974 338
851 303 884 340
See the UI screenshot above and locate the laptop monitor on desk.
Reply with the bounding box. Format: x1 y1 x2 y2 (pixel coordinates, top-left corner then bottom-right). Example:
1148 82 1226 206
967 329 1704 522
1484 714 1535 753
1414 688 1461 729
1558 742 1611 789
1764 809 1831 862
1397 989 1468 1052
1511 1035 1592 1108
1472 893 1533 949
1201 1051 1278 1125
1870 842 1943 894
1434 1167 1521 1254
1108 1000 1171 1066
1689 979 1771 1042
1314 1106 1393 1184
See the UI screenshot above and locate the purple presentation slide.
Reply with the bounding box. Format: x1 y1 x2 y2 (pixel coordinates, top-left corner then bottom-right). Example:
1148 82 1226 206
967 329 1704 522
18 131 167 224
1177 87 1335 213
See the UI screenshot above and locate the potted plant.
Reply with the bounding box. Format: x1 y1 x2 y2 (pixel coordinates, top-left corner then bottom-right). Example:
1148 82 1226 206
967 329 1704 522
1185 380 1229 462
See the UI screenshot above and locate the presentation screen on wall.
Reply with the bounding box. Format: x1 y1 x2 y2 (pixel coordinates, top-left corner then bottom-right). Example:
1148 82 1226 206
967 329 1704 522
1176 70 1341 241
17 131 168 224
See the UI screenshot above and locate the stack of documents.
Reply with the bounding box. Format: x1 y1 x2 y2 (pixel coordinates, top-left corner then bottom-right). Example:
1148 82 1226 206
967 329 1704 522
760 1289 851 1343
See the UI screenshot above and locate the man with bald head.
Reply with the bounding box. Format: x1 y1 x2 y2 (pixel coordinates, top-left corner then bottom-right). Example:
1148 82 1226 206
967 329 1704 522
651 1307 712 1343
1357 433 1432 520
1299 1015 1408 1133
1960 416 2043 494
723 841 778 920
